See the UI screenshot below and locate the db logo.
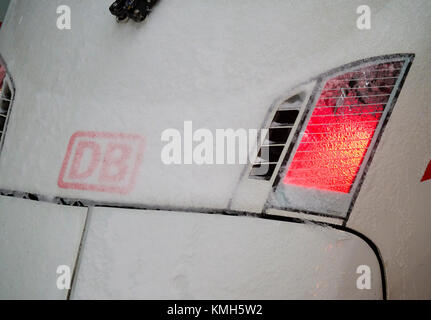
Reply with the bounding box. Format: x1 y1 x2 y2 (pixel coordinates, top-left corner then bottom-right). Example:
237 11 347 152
58 132 145 194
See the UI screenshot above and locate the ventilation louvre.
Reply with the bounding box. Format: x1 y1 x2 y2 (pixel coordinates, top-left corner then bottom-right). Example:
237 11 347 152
249 96 302 180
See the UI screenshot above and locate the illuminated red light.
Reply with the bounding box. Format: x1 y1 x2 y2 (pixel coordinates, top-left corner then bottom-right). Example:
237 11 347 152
0 64 5 90
421 160 431 182
284 62 404 193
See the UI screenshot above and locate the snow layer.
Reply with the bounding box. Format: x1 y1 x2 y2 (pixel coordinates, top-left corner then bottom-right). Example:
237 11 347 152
0 0 428 210
0 195 87 299
72 208 382 299
0 0 430 299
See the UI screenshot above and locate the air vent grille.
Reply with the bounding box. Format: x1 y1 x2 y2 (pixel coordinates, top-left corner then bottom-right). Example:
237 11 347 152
249 95 302 180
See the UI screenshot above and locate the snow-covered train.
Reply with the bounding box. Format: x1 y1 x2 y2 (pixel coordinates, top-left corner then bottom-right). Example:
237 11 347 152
0 0 430 299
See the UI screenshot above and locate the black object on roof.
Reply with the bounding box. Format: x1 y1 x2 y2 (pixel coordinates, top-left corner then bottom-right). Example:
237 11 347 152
109 0 159 23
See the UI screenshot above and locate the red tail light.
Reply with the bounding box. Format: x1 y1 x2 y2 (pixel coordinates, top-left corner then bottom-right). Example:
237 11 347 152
0 58 13 151
267 55 413 219
284 62 403 193
0 64 5 89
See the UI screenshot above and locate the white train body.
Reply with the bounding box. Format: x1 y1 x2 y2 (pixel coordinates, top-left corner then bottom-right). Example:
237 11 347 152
0 0 430 299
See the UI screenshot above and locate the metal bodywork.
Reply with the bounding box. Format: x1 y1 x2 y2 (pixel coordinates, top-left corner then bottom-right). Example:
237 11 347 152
0 0 430 299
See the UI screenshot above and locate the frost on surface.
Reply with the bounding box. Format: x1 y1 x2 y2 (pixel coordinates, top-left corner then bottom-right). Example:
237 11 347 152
72 208 382 300
269 59 407 217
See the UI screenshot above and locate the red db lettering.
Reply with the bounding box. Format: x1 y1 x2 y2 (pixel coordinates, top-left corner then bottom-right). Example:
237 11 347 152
58 132 144 194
